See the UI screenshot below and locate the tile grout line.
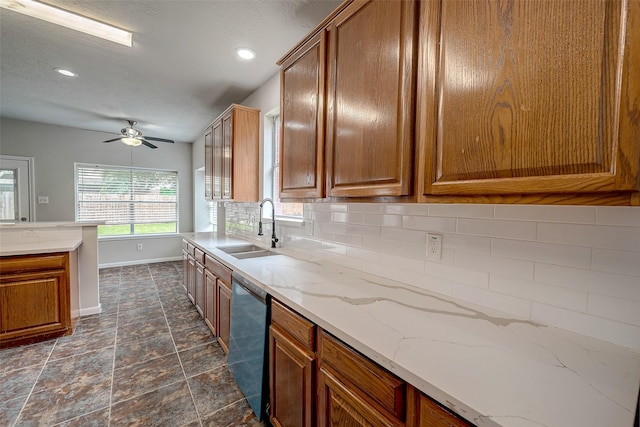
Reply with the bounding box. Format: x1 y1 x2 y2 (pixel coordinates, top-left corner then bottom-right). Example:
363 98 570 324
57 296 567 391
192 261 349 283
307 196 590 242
153 264 205 427
11 337 58 427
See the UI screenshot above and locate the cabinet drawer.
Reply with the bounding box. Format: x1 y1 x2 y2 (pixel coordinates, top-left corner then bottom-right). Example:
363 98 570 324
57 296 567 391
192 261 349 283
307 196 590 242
182 239 189 251
204 254 232 284
319 330 405 421
0 253 67 275
271 299 316 351
186 242 195 256
194 248 205 264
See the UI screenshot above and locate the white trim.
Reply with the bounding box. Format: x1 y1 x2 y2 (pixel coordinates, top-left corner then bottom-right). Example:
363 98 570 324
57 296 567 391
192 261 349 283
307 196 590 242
79 304 102 316
99 255 182 269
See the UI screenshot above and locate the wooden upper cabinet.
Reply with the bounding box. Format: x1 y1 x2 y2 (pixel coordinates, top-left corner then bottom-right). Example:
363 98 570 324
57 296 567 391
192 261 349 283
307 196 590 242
212 120 223 198
204 126 213 200
207 104 260 202
417 0 640 201
326 0 418 198
279 31 327 200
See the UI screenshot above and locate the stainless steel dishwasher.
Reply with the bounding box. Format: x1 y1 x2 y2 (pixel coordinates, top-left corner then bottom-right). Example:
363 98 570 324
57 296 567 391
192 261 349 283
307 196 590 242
227 272 270 421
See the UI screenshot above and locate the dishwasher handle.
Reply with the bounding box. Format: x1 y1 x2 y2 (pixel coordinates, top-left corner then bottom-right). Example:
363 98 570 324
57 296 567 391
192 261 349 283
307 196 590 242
232 272 268 304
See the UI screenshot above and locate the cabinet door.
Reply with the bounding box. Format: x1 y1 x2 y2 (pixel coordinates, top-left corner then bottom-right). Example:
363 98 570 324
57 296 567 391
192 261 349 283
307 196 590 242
317 366 403 427
187 255 196 304
418 0 640 198
279 31 327 199
204 126 213 200
0 270 67 336
326 0 417 197
204 269 217 335
222 112 233 199
182 250 189 293
212 120 223 198
194 261 205 317
217 278 232 353
269 325 315 427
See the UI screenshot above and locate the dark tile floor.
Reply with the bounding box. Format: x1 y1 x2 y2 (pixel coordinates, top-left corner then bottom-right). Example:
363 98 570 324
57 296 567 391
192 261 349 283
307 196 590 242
0 261 264 427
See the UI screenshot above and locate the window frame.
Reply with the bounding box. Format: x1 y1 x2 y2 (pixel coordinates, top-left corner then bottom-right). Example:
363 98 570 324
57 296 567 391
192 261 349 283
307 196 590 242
74 162 179 238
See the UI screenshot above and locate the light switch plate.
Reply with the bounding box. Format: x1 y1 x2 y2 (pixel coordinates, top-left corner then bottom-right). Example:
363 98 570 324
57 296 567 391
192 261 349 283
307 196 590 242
37 196 49 204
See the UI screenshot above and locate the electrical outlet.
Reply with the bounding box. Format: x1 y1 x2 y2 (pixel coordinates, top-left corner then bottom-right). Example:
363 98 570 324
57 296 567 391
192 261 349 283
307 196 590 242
137 243 143 251
427 234 442 260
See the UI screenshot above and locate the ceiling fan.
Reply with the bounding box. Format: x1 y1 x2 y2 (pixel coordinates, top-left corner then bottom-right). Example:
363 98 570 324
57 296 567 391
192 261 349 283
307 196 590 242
103 120 175 149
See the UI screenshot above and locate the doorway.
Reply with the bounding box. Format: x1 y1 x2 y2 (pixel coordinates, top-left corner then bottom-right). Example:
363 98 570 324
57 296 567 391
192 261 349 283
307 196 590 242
0 155 35 222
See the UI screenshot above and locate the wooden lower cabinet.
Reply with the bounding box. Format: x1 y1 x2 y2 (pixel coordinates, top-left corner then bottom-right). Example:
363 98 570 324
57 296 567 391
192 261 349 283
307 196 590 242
406 386 472 427
269 299 317 427
270 301 474 427
0 251 79 348
194 248 205 317
204 268 217 335
217 278 232 353
318 330 406 426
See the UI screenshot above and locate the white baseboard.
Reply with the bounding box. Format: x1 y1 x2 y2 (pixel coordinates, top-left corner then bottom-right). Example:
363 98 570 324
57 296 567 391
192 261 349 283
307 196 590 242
79 304 102 316
99 256 182 269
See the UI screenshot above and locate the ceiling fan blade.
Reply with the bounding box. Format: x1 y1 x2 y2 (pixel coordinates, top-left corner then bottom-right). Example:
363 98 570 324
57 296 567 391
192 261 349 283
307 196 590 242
141 140 158 149
144 136 174 143
103 137 122 143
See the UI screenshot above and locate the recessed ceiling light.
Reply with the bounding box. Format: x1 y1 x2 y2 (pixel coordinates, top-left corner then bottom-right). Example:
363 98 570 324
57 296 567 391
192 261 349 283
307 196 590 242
0 0 132 47
236 48 256 60
55 68 77 77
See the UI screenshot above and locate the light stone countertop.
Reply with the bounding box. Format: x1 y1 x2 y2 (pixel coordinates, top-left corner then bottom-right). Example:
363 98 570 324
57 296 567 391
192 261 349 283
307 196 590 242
182 232 640 427
0 239 82 256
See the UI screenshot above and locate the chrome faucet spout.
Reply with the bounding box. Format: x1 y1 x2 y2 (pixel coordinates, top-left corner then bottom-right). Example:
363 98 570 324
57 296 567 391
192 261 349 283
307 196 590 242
259 198 279 248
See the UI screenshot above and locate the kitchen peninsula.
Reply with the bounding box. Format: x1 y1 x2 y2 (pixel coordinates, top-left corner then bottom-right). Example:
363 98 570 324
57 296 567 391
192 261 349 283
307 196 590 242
0 222 101 347
182 232 640 427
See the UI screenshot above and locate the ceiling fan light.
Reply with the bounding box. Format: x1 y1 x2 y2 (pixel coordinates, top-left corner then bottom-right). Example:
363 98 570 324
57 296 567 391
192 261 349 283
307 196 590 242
121 137 142 146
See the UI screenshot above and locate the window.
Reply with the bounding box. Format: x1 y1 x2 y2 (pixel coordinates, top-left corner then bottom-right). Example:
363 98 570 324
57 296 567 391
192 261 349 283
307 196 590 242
270 114 303 219
75 163 178 237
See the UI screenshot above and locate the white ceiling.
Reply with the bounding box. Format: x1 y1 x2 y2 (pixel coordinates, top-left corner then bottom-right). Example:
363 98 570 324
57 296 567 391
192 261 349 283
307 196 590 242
0 0 341 143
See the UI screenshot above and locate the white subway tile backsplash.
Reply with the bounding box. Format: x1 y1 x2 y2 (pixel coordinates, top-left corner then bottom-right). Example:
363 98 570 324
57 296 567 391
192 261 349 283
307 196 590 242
492 239 592 268
401 240 429 260
346 224 381 237
534 263 640 302
453 283 532 319
425 262 489 289
332 212 364 224
402 215 457 233
319 221 347 235
490 275 588 312
588 294 640 327
455 251 535 280
348 203 382 214
596 206 640 226
383 204 429 216
363 213 403 227
226 201 640 350
346 246 380 263
537 223 640 252
428 204 494 219
441 233 492 254
400 270 454 297
334 233 364 248
381 227 426 243
591 249 640 277
531 303 640 350
458 218 537 240
380 253 425 274
495 205 596 223
362 236 404 254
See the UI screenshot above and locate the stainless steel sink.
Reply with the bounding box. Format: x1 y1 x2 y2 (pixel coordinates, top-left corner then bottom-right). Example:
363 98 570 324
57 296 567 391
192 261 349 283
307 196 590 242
217 244 277 259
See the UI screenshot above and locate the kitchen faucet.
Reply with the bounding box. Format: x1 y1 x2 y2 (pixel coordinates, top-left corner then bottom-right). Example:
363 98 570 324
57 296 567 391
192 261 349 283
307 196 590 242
258 198 279 248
